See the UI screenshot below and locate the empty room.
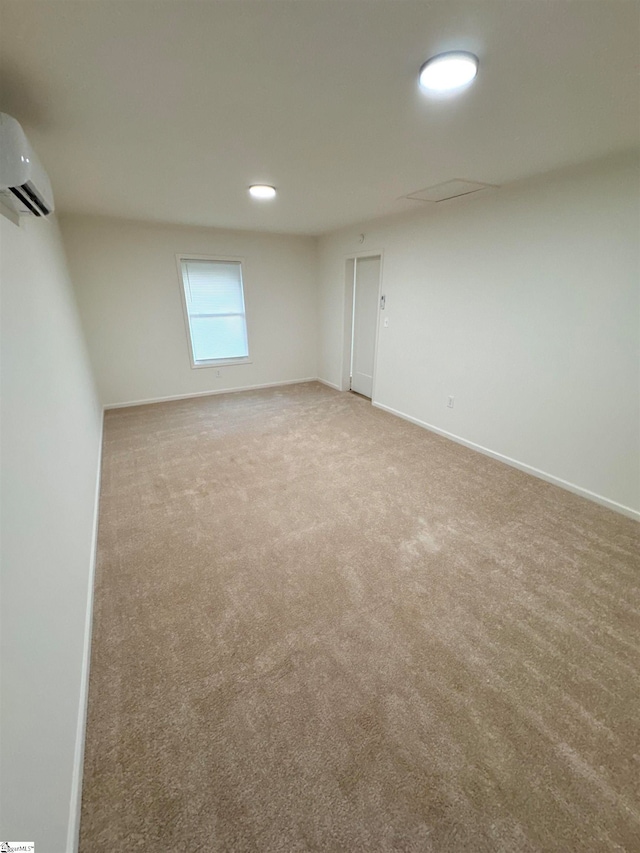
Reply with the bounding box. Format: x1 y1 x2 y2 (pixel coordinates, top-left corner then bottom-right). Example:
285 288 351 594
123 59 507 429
1 1 639 851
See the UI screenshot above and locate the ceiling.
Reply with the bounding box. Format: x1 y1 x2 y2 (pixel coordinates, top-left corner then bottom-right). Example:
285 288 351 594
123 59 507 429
1 1 638 235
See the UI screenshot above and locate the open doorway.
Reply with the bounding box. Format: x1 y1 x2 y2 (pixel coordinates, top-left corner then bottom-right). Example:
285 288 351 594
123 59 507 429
342 254 382 399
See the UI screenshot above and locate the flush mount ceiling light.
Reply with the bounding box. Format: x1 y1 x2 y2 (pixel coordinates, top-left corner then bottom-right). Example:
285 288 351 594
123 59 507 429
419 51 479 93
249 184 276 200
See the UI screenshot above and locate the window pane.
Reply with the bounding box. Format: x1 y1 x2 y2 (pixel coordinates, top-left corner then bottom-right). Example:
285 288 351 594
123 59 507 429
180 258 249 363
190 315 249 362
183 261 244 315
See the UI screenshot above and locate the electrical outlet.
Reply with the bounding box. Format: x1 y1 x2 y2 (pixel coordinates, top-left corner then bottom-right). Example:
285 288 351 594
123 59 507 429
216 369 221 378
383 317 389 327
447 396 454 408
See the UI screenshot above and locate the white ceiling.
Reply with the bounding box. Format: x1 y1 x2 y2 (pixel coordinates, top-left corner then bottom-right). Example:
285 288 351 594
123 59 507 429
1 1 638 235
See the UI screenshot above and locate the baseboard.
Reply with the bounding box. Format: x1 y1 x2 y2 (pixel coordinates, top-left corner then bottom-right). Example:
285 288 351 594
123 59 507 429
103 377 318 410
66 413 104 853
316 378 342 391
372 401 640 522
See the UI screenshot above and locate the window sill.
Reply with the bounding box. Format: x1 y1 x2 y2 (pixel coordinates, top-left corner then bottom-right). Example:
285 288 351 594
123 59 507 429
191 358 253 369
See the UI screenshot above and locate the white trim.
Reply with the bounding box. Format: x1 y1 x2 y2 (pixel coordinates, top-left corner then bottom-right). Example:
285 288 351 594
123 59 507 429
191 358 253 370
349 259 357 384
103 377 318 410
370 254 384 403
341 258 356 392
343 250 385 396
346 247 386 260
372 401 640 521
66 413 104 852
317 378 342 391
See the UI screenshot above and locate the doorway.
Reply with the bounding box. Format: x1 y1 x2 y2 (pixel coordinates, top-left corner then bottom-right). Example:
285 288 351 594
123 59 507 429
344 254 382 399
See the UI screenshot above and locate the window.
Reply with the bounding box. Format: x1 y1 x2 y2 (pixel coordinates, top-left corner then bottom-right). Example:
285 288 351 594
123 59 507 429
179 257 250 367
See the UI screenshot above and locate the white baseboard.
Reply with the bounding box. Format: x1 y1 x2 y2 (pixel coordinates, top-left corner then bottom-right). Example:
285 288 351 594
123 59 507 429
372 401 640 522
316 377 342 391
66 415 104 853
103 377 318 410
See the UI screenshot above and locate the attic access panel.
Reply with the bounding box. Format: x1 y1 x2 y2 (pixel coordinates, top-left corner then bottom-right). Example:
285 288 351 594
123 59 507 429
404 179 497 203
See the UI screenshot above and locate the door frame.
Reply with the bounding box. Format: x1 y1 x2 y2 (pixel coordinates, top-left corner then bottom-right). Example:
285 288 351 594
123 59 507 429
341 250 384 399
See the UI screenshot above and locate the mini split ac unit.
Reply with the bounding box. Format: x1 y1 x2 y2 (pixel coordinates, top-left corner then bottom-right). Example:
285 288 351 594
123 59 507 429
0 112 55 216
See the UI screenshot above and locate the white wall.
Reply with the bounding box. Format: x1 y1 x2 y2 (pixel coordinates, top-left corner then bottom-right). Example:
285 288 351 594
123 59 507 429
60 215 318 407
0 212 102 851
318 155 640 517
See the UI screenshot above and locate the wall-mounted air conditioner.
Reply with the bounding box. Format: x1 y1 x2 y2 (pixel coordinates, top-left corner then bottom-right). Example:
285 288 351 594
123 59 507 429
0 112 54 216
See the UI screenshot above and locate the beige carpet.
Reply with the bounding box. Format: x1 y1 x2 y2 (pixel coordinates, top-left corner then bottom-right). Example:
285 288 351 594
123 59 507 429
80 382 640 852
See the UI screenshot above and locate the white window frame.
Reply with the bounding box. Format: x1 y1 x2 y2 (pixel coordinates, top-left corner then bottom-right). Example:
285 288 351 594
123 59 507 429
176 253 252 369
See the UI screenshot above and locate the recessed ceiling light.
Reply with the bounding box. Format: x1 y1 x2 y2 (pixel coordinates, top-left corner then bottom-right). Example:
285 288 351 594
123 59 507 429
419 51 479 93
249 185 276 200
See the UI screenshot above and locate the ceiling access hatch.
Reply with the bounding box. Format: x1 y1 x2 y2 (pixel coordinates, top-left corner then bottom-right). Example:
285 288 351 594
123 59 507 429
404 179 497 203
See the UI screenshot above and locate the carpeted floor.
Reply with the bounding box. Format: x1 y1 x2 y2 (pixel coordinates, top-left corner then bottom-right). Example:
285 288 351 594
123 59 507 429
80 382 640 852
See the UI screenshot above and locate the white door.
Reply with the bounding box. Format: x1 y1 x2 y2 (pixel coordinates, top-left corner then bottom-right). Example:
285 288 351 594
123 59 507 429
351 256 380 398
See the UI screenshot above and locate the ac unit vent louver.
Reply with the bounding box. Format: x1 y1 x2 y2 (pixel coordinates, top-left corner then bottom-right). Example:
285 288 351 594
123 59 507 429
0 113 55 217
